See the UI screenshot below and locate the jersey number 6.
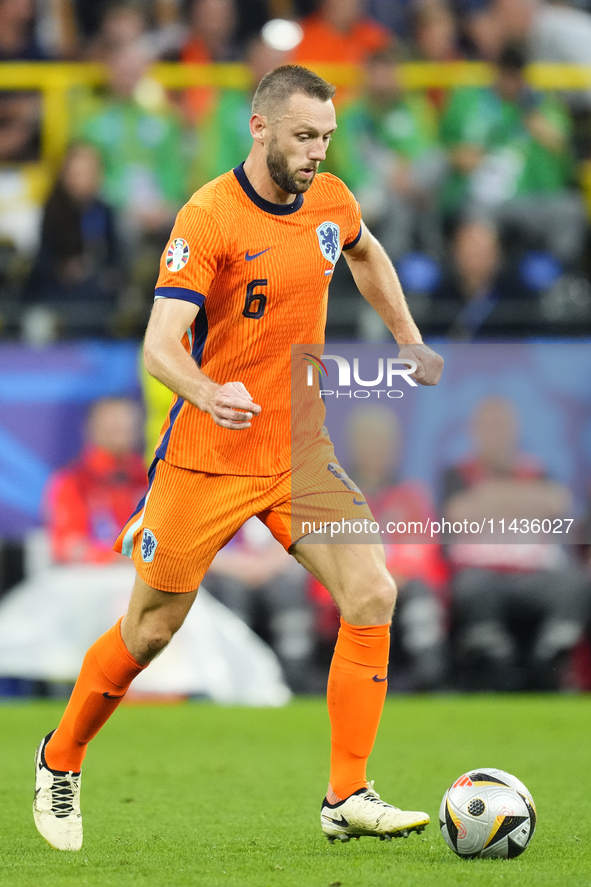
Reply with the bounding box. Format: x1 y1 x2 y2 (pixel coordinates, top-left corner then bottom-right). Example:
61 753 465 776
242 279 268 319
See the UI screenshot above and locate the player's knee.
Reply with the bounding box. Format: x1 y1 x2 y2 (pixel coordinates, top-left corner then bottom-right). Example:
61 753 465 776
142 625 174 657
367 573 397 617
344 572 397 624
126 612 183 662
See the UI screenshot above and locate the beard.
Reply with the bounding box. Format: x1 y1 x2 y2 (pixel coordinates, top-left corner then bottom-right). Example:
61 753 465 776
266 137 317 194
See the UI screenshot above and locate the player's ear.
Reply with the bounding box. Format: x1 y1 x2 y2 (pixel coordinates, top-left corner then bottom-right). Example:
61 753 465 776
250 113 267 144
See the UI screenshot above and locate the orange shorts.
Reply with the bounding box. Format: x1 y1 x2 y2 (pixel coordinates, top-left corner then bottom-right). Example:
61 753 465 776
114 439 375 593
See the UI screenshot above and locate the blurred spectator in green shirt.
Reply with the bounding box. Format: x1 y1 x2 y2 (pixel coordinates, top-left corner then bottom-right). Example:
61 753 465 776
441 43 586 267
328 48 446 260
77 41 186 229
75 40 188 329
190 34 289 189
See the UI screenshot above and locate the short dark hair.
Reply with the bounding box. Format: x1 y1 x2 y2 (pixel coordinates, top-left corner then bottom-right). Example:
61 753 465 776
252 65 336 120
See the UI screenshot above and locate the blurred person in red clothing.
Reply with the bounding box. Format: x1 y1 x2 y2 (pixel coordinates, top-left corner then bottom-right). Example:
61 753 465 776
46 398 146 564
442 396 591 690
295 0 393 68
310 404 448 691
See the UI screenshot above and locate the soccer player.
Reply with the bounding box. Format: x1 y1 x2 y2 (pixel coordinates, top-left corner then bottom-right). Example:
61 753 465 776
33 65 443 851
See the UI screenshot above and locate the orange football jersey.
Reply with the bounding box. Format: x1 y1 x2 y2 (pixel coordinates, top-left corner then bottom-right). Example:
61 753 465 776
153 163 362 475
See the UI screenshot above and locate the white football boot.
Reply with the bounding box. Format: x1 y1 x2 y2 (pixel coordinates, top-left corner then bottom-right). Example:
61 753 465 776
321 781 429 843
33 731 83 851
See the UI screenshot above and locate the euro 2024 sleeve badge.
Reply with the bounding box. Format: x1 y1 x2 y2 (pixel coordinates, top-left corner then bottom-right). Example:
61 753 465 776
166 238 190 272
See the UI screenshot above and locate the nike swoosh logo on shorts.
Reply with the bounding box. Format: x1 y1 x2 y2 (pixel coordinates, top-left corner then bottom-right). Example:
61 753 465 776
103 691 124 699
353 497 367 505
372 675 388 682
245 248 272 261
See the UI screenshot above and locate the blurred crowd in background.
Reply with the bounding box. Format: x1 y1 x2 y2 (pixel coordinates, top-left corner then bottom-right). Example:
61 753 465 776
1 0 591 699
13 389 591 696
1 363 591 698
1 0 591 338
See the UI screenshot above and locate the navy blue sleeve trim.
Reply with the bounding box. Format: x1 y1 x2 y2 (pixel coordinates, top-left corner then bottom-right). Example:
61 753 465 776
342 225 362 251
154 286 206 306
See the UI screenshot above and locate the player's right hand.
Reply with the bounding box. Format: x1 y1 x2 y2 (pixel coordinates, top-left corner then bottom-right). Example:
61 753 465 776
207 381 262 430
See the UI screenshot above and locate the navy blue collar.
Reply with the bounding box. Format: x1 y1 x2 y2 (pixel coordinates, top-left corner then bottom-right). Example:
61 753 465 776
233 162 304 215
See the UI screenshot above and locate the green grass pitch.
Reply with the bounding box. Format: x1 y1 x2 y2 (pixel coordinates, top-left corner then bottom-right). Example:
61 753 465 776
1 695 590 887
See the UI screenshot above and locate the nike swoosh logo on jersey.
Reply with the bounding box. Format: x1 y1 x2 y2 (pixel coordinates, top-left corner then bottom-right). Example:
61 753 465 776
372 675 388 683
103 691 124 699
353 497 367 505
245 248 272 261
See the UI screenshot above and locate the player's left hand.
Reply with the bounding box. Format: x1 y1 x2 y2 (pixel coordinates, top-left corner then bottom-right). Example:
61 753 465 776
398 343 444 386
208 380 262 429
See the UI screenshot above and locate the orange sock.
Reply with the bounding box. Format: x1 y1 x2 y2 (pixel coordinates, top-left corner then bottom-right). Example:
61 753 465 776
45 618 145 773
327 618 390 801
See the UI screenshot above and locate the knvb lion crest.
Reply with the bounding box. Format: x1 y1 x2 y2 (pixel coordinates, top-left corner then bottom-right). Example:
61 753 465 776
316 221 340 265
141 528 157 563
